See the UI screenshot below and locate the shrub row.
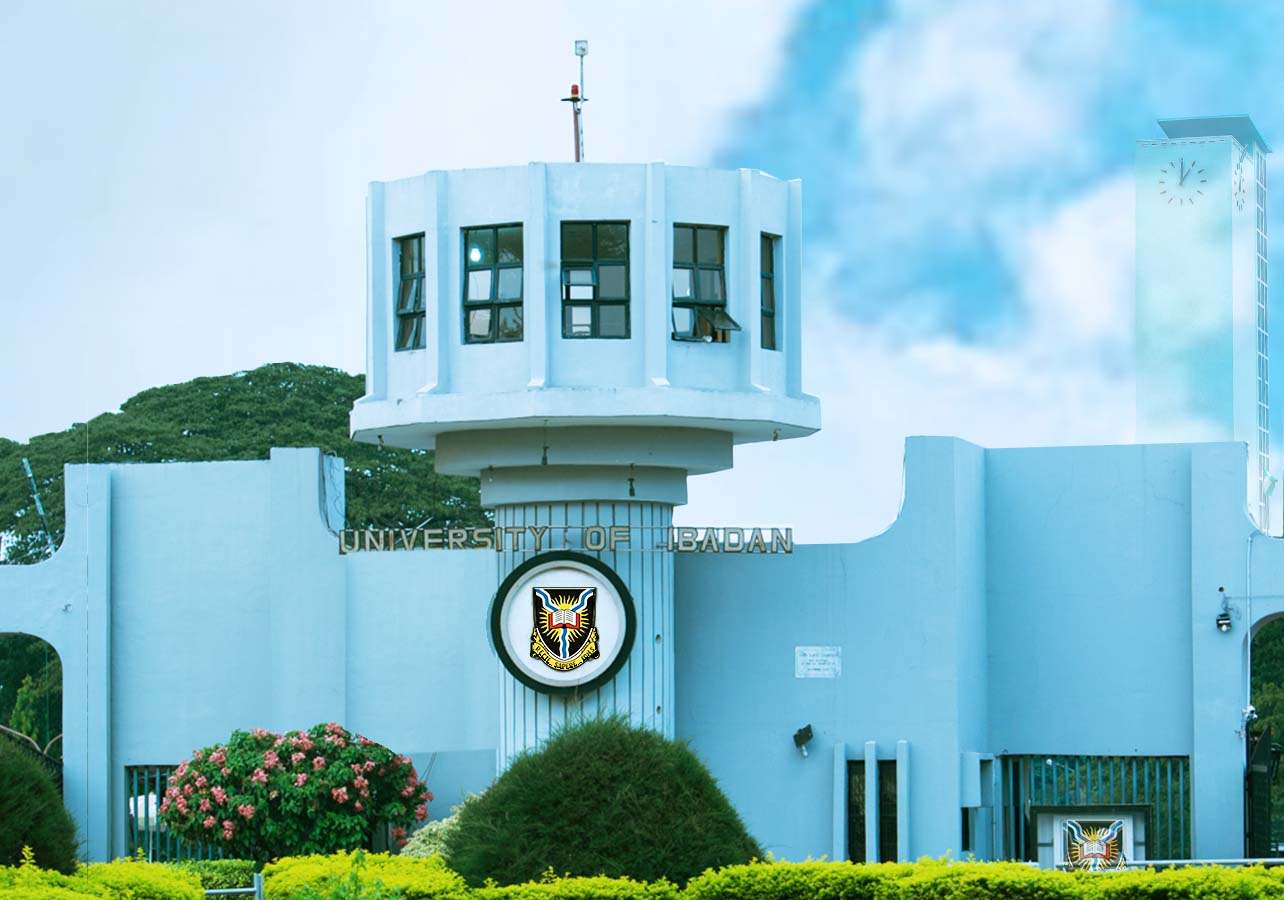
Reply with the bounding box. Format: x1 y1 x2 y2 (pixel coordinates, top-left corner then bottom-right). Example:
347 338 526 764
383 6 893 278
14 854 1284 900
0 850 202 899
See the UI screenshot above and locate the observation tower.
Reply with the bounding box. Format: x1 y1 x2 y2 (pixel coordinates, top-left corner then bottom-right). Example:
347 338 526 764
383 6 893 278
351 158 819 760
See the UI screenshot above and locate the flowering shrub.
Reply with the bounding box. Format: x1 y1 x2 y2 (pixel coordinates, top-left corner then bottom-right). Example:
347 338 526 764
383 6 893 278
158 723 431 862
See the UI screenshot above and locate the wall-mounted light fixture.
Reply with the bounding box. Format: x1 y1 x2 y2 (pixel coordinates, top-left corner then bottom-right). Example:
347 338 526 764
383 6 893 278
1217 586 1232 633
793 724 814 758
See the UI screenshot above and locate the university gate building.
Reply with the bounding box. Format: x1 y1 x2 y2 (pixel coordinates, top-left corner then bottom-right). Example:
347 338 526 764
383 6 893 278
1 114 1279 868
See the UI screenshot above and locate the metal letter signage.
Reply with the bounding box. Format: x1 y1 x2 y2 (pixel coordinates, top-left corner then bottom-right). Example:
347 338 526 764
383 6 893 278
490 551 636 694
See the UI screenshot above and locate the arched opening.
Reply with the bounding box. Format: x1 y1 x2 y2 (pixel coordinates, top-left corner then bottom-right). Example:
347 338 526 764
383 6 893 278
1250 615 1284 851
0 632 63 783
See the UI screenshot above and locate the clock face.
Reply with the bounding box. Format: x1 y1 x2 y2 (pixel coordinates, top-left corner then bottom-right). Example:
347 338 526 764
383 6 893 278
1235 154 1252 211
1157 157 1207 206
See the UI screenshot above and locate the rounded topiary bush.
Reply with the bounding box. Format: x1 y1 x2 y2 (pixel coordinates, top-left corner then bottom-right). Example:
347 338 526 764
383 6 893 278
443 716 761 886
0 742 78 872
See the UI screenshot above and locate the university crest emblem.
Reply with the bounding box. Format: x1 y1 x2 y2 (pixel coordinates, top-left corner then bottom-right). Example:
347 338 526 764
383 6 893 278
1063 819 1126 870
531 587 600 671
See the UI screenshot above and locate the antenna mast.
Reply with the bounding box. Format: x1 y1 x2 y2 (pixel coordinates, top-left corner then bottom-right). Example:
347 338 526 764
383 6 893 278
561 40 589 162
21 458 55 557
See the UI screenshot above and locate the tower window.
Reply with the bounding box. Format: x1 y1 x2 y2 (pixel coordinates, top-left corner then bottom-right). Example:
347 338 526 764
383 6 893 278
394 233 426 351
463 224 523 343
761 234 779 351
672 225 741 343
561 221 630 339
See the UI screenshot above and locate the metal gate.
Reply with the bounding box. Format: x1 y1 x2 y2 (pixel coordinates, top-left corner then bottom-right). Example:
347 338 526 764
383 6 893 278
125 765 224 862
1001 755 1191 861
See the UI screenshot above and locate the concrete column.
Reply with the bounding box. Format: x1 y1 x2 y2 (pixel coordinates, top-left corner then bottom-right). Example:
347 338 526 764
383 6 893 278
864 740 879 862
496 500 674 764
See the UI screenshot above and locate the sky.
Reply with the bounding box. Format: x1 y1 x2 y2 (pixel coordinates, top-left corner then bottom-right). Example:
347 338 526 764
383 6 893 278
2 0 1282 542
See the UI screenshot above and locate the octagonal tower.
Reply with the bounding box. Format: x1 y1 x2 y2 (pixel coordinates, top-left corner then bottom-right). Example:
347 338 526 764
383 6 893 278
351 162 819 761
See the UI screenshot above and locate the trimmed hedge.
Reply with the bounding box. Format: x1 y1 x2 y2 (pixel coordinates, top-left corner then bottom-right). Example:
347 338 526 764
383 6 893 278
0 741 78 872
0 850 203 900
262 850 470 900
444 717 760 886
475 874 680 900
166 858 258 890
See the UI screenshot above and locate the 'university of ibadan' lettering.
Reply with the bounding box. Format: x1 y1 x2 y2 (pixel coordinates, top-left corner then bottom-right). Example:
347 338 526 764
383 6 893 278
337 525 793 554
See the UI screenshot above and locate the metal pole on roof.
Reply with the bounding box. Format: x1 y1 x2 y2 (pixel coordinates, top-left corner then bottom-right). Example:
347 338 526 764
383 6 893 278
562 41 589 162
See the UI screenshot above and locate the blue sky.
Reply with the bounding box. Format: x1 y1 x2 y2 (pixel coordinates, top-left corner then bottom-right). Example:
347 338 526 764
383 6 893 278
1 0 1281 540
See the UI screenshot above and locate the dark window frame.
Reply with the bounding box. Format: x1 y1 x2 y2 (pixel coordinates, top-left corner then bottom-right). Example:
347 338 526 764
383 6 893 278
394 233 426 352
462 223 524 344
672 223 740 344
761 233 779 351
560 220 631 339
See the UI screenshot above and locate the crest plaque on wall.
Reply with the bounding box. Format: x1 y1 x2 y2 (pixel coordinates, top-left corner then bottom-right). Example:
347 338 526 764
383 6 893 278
490 551 636 694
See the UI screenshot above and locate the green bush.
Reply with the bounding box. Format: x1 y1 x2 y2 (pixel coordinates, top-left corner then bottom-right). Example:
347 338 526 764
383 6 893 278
0 741 78 872
166 857 258 889
443 716 761 886
262 850 469 900
684 859 913 900
475 873 680 900
0 847 202 899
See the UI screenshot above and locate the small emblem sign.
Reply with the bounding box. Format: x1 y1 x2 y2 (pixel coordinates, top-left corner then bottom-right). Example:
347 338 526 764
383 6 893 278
491 552 635 694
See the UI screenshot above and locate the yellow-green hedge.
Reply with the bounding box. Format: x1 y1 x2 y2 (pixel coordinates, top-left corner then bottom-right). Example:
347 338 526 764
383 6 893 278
262 850 470 900
0 853 203 900
474 873 680 900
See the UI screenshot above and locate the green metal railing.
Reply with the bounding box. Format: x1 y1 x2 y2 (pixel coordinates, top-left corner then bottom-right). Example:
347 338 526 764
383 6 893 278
1001 755 1191 861
126 765 225 862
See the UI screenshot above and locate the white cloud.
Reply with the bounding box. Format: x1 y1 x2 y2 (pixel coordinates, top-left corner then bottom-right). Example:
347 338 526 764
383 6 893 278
850 0 1121 232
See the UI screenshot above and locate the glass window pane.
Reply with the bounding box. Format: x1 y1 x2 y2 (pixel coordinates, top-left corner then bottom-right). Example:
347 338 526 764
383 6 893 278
599 304 627 337
701 306 741 331
565 305 592 336
498 267 523 300
697 228 723 265
672 268 692 299
397 315 423 350
398 277 422 312
569 284 593 300
672 306 696 339
674 227 694 265
761 312 776 350
562 223 593 259
565 268 595 285
497 226 522 264
468 270 493 301
761 277 774 313
597 223 628 259
467 308 493 340
598 264 627 299
760 235 774 274
399 236 422 276
465 229 494 267
697 269 725 302
498 305 523 340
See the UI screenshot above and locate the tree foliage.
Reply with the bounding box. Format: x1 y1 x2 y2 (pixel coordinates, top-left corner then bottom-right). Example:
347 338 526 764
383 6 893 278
0 362 486 565
0 637 60 760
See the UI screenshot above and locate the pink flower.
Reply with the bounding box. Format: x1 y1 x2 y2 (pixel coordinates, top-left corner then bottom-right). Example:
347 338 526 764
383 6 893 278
331 787 349 803
159 798 171 814
203 816 216 829
263 751 280 769
294 773 308 787
291 752 306 764
426 790 435 802
211 786 227 805
401 784 416 797
350 763 363 775
354 801 363 812
391 826 406 840
251 768 268 785
199 798 211 812
175 796 189 814
182 784 194 797
273 735 285 748
237 804 255 820
359 736 374 747
364 761 376 772
193 750 204 761
312 756 326 770
221 767 231 776
251 727 269 738
195 775 207 788
209 749 226 766
415 804 427 821
354 776 368 791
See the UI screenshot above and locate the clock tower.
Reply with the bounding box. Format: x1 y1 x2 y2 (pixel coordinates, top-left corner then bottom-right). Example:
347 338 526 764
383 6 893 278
1136 115 1272 527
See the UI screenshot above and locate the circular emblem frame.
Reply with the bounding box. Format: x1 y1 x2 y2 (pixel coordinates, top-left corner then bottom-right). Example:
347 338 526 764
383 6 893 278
489 551 637 695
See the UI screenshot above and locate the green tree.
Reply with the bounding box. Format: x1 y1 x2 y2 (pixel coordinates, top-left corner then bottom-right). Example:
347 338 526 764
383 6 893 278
1251 618 1284 841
